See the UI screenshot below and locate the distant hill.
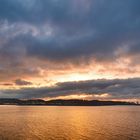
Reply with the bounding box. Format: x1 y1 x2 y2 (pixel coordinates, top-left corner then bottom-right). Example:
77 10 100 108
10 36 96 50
0 98 139 106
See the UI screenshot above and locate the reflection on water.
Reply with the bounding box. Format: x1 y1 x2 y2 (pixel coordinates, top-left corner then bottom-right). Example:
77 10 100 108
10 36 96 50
0 106 140 140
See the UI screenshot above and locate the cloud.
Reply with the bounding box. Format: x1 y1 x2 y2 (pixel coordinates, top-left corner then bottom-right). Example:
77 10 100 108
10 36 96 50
15 79 32 86
0 83 13 86
0 0 140 63
1 78 140 100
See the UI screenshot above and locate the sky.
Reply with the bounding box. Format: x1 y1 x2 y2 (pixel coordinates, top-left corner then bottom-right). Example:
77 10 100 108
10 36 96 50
0 0 140 101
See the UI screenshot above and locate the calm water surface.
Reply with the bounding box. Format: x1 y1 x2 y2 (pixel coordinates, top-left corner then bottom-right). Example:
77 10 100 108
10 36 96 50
0 106 140 140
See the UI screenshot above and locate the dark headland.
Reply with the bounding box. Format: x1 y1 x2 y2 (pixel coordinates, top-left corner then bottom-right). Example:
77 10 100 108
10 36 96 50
0 98 139 106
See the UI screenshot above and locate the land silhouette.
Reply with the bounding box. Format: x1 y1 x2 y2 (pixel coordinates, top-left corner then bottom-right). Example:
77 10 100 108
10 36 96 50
0 98 139 106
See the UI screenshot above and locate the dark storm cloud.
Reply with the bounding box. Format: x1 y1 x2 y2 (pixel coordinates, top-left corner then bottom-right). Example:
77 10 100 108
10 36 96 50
19 0 140 62
1 78 140 99
0 0 140 63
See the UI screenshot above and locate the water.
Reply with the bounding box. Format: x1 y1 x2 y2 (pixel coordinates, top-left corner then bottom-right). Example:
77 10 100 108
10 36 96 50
0 106 140 140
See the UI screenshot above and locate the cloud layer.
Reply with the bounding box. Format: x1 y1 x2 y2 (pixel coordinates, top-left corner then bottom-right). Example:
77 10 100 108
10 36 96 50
0 0 140 99
1 78 140 101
